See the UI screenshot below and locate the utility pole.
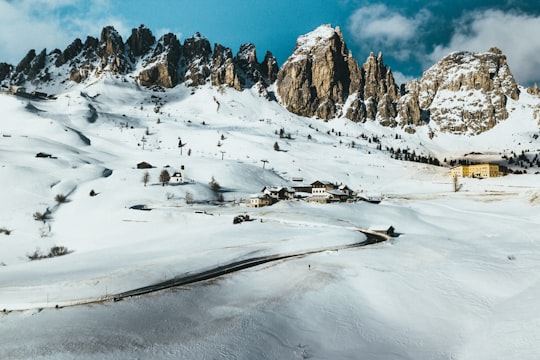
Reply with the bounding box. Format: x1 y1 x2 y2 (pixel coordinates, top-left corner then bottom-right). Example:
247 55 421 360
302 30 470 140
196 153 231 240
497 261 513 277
261 159 269 169
141 136 147 150
220 151 226 160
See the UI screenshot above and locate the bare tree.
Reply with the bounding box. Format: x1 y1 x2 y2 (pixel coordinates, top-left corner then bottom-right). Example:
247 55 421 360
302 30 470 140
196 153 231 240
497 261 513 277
142 171 150 187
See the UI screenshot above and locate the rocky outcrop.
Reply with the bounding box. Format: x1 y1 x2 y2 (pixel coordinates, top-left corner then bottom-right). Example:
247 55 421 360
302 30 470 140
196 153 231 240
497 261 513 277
261 51 278 84
127 25 155 60
138 33 182 88
415 48 519 134
362 52 399 102
97 26 130 74
277 25 360 119
210 44 241 90
14 49 48 83
181 32 212 86
235 43 263 87
69 37 99 83
277 25 401 124
55 38 83 67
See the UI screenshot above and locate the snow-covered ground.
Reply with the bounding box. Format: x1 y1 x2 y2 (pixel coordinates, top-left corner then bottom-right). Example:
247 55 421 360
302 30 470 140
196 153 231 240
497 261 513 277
1 77 540 359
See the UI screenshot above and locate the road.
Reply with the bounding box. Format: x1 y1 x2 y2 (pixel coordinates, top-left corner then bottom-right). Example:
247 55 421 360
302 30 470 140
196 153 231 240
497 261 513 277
4 228 389 312
112 228 389 301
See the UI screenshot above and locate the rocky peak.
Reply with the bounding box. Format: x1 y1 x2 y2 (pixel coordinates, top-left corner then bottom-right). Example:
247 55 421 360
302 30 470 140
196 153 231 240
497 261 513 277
362 52 399 102
235 43 263 86
55 38 83 67
182 32 212 86
13 48 47 84
416 48 520 134
261 51 278 84
97 26 129 74
210 43 241 90
127 25 155 60
138 33 182 88
276 24 361 119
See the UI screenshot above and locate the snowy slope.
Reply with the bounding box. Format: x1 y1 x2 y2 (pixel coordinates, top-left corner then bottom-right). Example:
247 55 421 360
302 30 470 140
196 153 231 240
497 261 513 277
1 77 540 359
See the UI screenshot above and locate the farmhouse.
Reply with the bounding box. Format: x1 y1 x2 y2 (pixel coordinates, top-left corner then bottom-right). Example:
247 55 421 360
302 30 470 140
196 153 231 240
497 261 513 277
451 164 500 178
137 161 153 169
262 186 295 200
247 193 273 208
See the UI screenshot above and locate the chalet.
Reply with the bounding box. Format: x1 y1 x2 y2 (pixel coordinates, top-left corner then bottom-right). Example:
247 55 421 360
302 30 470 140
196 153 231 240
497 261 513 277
311 180 335 195
308 180 352 203
338 184 353 197
262 186 295 200
291 184 312 194
327 189 350 202
247 193 273 208
137 161 153 169
451 164 500 178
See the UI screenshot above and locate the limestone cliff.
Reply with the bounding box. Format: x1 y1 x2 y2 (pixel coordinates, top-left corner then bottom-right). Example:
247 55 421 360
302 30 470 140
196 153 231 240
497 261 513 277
415 48 520 134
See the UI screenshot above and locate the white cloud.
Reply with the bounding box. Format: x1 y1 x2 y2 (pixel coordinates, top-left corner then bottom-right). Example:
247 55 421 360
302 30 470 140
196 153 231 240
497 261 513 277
427 9 540 85
392 71 416 87
347 4 431 61
0 0 129 64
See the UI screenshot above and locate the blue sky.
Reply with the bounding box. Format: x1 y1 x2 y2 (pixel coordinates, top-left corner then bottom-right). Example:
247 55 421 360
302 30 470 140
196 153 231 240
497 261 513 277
1 0 540 85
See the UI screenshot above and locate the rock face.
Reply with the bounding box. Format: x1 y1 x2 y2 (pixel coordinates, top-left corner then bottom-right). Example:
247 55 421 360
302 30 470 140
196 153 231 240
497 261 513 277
69 37 99 83
138 33 182 88
0 24 278 93
276 25 521 135
211 43 241 90
127 25 155 60
276 25 399 124
0 24 524 136
277 25 359 119
414 48 520 134
97 26 130 74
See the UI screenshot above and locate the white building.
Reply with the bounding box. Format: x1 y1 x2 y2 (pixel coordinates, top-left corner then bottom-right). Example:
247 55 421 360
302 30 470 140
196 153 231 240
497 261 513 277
170 165 185 183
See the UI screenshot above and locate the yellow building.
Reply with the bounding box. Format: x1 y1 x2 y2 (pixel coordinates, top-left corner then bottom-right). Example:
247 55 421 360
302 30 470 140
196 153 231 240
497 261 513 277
450 164 500 178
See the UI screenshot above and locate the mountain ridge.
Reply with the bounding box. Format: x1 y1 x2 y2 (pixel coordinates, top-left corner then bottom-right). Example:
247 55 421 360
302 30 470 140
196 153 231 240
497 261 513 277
0 24 538 137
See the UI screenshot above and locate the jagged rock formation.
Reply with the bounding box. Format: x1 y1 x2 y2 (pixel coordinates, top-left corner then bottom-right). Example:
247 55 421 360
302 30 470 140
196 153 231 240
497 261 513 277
0 25 277 94
276 25 521 135
127 25 155 60
0 24 525 136
138 33 182 88
276 25 399 125
412 47 520 134
68 37 99 83
276 25 359 119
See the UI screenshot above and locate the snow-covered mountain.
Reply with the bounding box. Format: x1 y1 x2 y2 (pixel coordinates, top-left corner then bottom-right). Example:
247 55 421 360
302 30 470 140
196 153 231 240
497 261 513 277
2 24 540 139
1 24 540 359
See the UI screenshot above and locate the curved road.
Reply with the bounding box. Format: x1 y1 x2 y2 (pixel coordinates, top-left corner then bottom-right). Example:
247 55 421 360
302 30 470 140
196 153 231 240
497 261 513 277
112 228 389 302
7 228 389 311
